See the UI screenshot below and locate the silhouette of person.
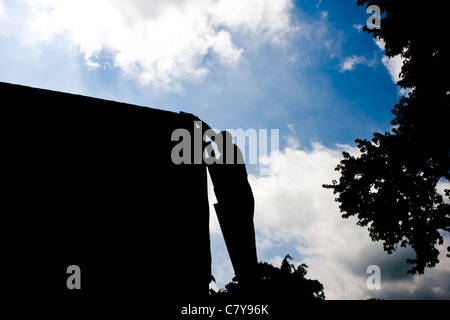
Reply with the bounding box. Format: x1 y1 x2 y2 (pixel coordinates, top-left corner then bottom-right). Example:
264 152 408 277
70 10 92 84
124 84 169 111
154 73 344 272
202 124 258 291
179 112 258 291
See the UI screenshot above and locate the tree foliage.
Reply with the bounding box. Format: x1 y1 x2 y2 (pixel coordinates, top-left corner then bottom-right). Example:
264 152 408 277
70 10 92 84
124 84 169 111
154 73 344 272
215 255 325 300
323 0 450 274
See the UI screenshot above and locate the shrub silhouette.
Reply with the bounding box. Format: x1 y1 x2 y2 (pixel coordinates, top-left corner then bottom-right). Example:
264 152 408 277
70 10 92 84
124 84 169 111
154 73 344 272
213 254 325 300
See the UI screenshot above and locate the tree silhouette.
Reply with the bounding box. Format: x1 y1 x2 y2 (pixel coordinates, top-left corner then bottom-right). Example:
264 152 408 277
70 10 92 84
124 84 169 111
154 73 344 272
214 255 325 300
323 0 450 274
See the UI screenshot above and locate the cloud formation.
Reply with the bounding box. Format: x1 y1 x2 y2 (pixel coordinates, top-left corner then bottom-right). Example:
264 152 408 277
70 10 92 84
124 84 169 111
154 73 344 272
340 37 409 96
0 0 6 30
374 38 410 96
24 0 297 90
340 55 368 72
209 139 450 299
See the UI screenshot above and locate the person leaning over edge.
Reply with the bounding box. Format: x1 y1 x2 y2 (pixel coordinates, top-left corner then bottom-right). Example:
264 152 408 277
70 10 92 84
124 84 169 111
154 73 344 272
180 112 258 293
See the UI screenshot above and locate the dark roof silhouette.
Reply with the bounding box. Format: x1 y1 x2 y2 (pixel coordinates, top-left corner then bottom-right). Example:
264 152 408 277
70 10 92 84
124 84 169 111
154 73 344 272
3 81 255 305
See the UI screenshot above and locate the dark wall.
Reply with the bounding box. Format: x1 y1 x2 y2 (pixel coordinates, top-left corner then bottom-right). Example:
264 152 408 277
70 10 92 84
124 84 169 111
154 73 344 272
2 82 210 304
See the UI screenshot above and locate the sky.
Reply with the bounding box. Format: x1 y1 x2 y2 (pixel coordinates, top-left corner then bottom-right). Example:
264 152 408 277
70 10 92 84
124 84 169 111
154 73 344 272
1 0 449 299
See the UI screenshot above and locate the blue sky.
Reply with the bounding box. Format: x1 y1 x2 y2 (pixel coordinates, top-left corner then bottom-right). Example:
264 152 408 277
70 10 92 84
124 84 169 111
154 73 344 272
1 0 449 299
0 0 399 148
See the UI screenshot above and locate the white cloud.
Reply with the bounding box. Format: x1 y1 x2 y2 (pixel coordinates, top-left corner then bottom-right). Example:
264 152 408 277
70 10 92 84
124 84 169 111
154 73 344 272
320 11 328 20
373 38 402 84
374 38 385 51
352 24 363 32
340 55 375 72
209 140 450 299
22 0 297 90
0 0 6 33
249 141 374 299
382 55 403 84
437 180 450 204
374 38 410 96
382 55 411 96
